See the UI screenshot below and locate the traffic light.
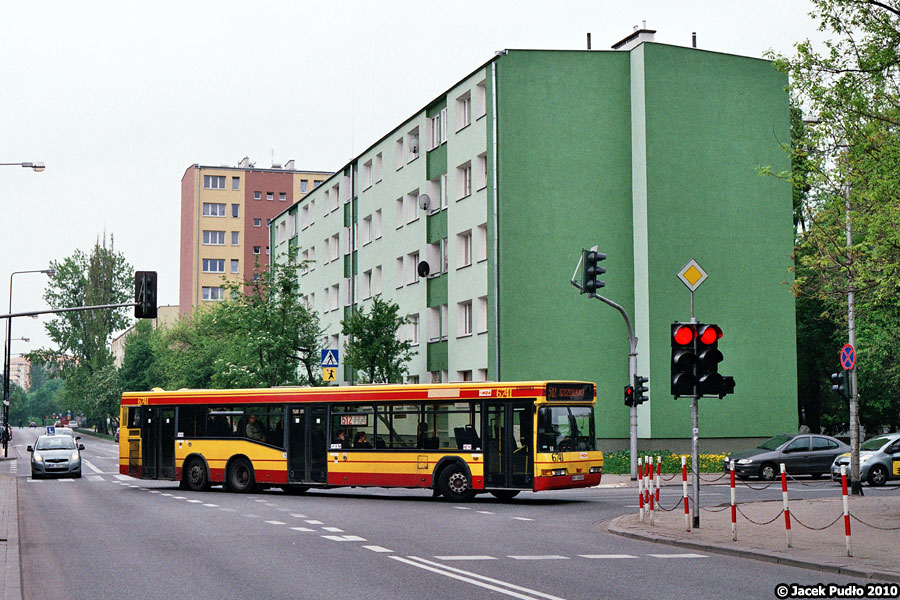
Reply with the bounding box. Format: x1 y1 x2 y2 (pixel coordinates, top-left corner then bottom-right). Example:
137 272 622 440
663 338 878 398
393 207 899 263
634 375 649 405
831 371 849 400
696 324 723 396
671 322 698 397
624 385 635 407
134 271 158 319
581 248 607 297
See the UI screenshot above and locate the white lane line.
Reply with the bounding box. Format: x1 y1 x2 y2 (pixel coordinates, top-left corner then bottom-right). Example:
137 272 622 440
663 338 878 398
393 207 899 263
363 546 394 553
290 527 315 532
254 499 268 503
305 519 324 525
219 508 236 512
453 506 470 510
289 513 307 518
149 491 161 494
186 499 203 503
58 479 75 482
322 527 344 532
161 493 172 497
476 511 494 515
511 517 533 521
202 503 219 507
434 556 496 561
82 459 103 474
87 475 104 481
392 556 567 600
579 554 637 559
242 514 260 518
114 474 131 480
647 553 707 559
171 495 185 499
265 520 286 525
508 555 569 560
322 535 366 542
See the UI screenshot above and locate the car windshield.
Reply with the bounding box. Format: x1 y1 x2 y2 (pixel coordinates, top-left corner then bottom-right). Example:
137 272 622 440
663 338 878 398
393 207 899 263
860 436 891 451
758 435 792 450
35 437 76 451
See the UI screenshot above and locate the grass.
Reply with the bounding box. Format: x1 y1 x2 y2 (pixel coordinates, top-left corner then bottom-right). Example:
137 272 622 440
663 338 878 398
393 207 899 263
602 450 726 474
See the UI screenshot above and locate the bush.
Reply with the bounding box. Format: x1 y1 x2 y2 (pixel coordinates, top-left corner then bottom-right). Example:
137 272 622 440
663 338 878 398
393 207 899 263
601 450 727 475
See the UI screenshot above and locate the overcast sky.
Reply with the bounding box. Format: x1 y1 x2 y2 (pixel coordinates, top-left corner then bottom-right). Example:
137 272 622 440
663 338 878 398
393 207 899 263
1 0 826 355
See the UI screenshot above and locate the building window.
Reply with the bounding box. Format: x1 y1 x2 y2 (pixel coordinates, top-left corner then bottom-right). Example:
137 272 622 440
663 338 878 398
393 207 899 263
232 176 240 190
458 300 473 337
396 257 404 288
375 152 383 182
477 368 488 382
266 192 274 201
374 209 383 239
407 251 420 285
441 173 448 209
202 202 226 217
314 180 322 188
254 191 261 200
457 370 473 382
475 80 487 119
475 223 488 263
395 137 404 170
408 313 419 345
253 218 262 227
431 371 442 384
457 162 472 199
407 375 419 384
231 231 239 246
203 175 226 189
279 192 286 202
476 296 488 334
395 198 404 229
407 127 419 162
441 237 449 273
202 230 225 245
300 179 308 193
477 153 487 190
231 204 240 218
202 286 225 301
373 265 382 295
457 230 473 268
440 107 448 142
457 91 471 130
231 259 239 274
362 270 372 299
253 246 261 255
202 258 225 273
429 114 441 150
362 215 372 245
405 190 419 224
363 160 373 189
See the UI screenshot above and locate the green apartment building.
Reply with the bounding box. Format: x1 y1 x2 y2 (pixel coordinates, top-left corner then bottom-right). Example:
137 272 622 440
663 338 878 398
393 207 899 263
270 33 797 449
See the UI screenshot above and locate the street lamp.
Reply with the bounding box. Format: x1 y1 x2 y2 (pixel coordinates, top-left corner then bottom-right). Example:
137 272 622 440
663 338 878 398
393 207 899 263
0 161 45 172
3 268 55 456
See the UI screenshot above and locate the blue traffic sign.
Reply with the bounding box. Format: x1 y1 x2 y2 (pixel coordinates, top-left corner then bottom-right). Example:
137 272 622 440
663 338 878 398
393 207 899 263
321 349 339 367
840 344 855 371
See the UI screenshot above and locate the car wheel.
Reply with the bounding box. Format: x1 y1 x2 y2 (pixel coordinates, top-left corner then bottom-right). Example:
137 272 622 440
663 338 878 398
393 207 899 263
438 464 475 502
226 457 255 493
759 462 778 481
867 464 888 487
489 490 520 500
185 458 210 492
73 471 82 479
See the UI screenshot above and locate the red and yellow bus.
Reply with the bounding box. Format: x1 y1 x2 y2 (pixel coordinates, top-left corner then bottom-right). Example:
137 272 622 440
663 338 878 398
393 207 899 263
119 381 603 501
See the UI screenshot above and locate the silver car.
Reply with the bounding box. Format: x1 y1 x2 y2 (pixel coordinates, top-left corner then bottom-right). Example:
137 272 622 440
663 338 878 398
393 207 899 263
831 433 900 486
28 434 84 479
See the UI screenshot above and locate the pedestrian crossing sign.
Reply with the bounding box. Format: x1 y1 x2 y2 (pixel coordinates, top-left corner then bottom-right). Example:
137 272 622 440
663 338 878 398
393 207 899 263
322 367 337 382
321 349 339 367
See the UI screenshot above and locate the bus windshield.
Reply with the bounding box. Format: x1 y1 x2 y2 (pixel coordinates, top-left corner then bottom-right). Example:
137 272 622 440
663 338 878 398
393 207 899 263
537 406 595 452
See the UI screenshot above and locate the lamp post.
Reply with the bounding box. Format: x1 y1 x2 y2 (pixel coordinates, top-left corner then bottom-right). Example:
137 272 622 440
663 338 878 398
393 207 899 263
0 161 45 172
3 269 55 456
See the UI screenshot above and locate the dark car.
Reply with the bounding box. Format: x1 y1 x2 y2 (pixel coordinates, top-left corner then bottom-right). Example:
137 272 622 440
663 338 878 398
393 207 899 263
28 434 84 479
724 434 850 480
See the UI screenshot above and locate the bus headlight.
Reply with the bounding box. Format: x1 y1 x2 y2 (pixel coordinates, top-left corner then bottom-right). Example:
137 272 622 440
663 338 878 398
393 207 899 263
589 466 602 474
542 468 567 477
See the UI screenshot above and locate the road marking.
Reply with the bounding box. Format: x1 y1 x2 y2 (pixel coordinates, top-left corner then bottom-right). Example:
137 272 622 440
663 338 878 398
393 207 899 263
647 553 707 559
202 503 219 507
508 555 569 560
363 546 394 553
305 519 324 525
476 510 494 515
579 554 637 559
254 499 268 503
82 459 103 474
171 496 185 499
219 508 236 512
511 517 533 521
114 474 131 480
322 535 366 542
185 499 203 503
434 556 496 561
322 526 344 532
58 478 75 482
392 556 567 600
453 506 470 510
289 513 307 518
265 520 286 525
88 475 104 481
161 493 172 497
242 514 260 518
290 527 315 532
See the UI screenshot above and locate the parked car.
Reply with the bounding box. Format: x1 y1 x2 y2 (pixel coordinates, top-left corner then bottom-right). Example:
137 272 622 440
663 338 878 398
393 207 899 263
27 434 84 479
831 432 900 486
725 434 850 480
114 428 119 443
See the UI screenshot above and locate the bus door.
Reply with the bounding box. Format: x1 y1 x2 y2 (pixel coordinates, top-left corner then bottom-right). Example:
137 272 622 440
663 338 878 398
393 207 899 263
287 405 328 484
140 407 176 480
484 402 533 489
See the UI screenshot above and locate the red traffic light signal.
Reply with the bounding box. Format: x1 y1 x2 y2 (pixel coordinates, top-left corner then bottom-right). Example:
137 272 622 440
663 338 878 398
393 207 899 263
624 385 635 407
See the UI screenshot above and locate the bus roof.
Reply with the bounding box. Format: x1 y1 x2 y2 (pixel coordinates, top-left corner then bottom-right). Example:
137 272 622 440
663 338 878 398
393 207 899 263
120 381 595 406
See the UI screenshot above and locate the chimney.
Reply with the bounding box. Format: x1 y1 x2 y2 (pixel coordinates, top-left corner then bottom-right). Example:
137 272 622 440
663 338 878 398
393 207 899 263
611 24 656 51
238 156 250 169
284 159 295 170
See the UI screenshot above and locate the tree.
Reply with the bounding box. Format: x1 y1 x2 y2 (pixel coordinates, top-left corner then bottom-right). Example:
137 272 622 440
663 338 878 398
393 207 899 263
341 296 415 384
118 319 156 392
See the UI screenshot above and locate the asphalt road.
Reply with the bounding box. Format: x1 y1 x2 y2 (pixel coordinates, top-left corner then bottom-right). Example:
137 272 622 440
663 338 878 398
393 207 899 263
7 429 884 600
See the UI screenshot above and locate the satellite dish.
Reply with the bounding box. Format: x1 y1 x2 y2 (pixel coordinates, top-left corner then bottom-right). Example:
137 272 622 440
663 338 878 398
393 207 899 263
418 194 431 211
417 261 431 278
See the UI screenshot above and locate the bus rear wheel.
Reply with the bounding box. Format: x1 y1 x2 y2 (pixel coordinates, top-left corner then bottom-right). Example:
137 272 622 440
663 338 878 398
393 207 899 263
439 465 475 502
185 458 210 492
226 457 256 493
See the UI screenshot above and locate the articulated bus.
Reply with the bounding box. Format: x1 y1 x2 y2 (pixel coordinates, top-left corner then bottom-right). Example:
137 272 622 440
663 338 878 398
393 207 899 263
118 381 603 501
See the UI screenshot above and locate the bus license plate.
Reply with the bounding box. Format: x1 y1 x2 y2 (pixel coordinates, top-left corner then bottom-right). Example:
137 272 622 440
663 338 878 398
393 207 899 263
572 474 585 481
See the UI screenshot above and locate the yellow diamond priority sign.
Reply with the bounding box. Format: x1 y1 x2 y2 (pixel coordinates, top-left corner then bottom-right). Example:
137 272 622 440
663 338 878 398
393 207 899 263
677 259 708 292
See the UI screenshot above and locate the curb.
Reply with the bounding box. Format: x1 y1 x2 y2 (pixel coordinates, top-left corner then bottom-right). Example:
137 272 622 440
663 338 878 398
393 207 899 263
1 449 22 600
607 517 900 584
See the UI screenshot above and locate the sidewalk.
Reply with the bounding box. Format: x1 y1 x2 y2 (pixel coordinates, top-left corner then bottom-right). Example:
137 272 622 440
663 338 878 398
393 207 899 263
0 449 21 600
603 473 900 583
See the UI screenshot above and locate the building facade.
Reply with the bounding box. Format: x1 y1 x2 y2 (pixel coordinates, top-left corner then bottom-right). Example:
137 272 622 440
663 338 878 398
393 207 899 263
180 159 331 315
270 40 797 447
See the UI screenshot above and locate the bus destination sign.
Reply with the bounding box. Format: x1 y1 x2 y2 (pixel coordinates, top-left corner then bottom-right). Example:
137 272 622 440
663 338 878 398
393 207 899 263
546 383 594 402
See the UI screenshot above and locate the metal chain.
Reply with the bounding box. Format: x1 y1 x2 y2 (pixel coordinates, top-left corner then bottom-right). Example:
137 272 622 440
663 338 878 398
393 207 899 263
693 471 728 483
736 478 778 491
785 473 835 487
658 472 680 481
849 514 900 531
736 504 783 525
656 496 684 512
790 512 843 531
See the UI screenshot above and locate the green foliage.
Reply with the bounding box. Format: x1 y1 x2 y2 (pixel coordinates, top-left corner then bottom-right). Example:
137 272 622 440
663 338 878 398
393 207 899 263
9 377 65 426
118 319 155 392
602 450 726 475
341 296 415 384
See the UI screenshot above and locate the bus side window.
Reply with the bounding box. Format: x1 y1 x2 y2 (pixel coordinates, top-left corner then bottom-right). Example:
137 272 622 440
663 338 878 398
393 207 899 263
128 407 141 429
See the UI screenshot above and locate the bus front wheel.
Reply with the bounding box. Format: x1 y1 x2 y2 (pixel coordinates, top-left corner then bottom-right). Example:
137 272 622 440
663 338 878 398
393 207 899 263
185 458 210 492
226 457 256 493
439 465 475 502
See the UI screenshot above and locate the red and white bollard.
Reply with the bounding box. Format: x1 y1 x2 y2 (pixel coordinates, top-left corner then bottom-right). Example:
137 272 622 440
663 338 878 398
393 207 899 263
841 465 852 557
781 463 792 548
638 457 645 522
730 460 737 541
682 455 690 532
648 456 655 525
655 455 661 508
